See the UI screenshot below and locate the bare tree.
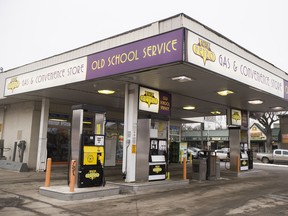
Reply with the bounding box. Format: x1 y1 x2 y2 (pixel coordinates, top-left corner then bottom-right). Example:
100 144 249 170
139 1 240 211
181 123 202 131
250 112 287 152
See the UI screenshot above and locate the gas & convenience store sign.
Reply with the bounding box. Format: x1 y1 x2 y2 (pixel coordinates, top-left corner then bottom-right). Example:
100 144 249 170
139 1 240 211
4 57 87 96
186 30 284 98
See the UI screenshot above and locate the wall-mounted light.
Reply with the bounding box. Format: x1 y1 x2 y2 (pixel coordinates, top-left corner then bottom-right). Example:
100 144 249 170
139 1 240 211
98 89 115 95
217 90 234 96
183 106 195 110
248 99 263 105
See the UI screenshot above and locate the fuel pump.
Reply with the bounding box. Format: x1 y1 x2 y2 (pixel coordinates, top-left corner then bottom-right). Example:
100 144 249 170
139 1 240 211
149 138 168 181
70 104 106 188
78 133 105 187
148 120 168 181
240 142 248 171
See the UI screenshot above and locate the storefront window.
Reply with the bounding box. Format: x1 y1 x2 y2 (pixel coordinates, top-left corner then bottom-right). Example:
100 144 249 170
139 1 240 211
47 115 124 164
47 120 71 162
106 122 124 164
170 125 180 142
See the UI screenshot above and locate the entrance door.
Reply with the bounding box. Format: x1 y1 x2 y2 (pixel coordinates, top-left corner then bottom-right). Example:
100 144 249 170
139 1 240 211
47 121 71 162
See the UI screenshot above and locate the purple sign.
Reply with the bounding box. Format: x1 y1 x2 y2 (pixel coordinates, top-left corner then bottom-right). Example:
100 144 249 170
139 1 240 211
159 91 171 116
86 29 184 80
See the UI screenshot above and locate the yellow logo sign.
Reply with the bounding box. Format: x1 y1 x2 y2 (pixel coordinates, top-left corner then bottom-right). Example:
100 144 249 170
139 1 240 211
193 39 216 65
85 170 100 180
232 111 241 122
153 165 162 174
140 91 158 107
7 77 20 92
241 160 247 166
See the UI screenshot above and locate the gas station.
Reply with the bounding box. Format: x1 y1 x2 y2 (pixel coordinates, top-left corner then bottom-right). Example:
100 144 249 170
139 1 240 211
1 13 288 197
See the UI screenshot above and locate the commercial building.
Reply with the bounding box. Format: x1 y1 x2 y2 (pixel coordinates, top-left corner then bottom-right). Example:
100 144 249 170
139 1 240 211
1 13 288 183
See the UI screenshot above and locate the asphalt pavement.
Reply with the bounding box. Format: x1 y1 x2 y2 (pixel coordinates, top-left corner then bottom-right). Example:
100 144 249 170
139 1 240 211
0 162 288 216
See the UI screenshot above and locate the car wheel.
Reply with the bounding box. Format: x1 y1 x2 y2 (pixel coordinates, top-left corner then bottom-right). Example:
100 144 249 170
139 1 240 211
261 157 270 163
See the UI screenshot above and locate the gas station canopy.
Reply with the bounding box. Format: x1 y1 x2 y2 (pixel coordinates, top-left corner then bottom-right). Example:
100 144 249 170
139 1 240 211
2 14 288 121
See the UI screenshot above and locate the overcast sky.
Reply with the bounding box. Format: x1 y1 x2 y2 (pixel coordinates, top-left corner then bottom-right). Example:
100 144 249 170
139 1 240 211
0 0 287 72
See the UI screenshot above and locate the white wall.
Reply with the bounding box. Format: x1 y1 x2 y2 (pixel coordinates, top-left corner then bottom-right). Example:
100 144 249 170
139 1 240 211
2 102 40 168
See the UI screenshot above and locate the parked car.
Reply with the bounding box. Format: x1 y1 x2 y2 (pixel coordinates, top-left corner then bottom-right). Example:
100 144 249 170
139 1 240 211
214 149 230 161
220 148 230 153
187 147 201 159
256 149 288 164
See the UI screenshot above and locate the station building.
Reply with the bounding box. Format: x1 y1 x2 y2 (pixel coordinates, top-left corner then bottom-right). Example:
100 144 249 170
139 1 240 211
1 13 288 183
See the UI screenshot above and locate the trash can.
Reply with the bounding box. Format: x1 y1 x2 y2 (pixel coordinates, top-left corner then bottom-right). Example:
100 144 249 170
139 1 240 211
192 158 207 181
207 155 217 180
197 150 217 180
247 149 253 169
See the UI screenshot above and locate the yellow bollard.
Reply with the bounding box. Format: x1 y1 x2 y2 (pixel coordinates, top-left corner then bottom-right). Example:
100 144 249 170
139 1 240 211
166 171 170 180
45 158 52 187
190 153 193 164
69 160 76 192
183 157 187 180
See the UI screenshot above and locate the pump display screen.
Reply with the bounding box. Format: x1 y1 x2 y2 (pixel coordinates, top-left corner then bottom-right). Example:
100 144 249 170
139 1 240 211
95 135 104 146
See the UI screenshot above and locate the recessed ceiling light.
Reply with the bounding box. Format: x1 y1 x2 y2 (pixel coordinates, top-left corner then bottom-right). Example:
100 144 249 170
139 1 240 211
98 89 115 94
248 100 263 105
211 111 221 115
271 106 284 110
171 76 193 82
183 106 195 110
217 90 234 96
49 118 67 122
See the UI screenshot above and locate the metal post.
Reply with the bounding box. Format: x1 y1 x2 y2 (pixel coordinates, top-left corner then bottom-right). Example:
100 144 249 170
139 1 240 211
19 142 24 162
0 140 3 158
71 109 83 187
12 142 17 161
